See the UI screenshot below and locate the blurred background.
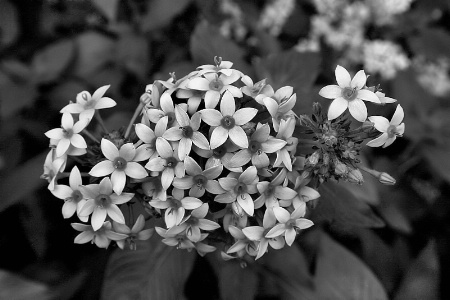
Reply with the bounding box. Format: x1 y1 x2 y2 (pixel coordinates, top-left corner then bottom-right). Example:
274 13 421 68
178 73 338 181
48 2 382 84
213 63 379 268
0 0 449 299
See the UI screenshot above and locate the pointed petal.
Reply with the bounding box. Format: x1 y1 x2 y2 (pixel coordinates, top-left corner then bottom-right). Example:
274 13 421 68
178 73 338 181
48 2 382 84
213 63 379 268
160 93 174 113
382 136 397 148
61 113 74 130
198 219 220 231
156 138 173 159
161 168 175 190
45 128 64 140
181 197 203 209
111 171 126 194
187 77 210 91
214 192 236 203
273 207 290 223
202 165 223 179
56 138 70 157
154 117 168 137
135 124 155 144
199 109 222 126
101 139 119 161
62 201 77 218
92 208 107 231
263 97 279 117
89 160 115 177
191 132 210 150
220 91 236 116
348 98 368 122
94 97 116 109
92 85 110 99
210 126 229 149
242 226 264 240
358 89 380 103
396 123 405 135
237 193 254 216
107 204 125 224
351 70 367 89
191 203 209 218
99 177 113 194
70 134 87 149
261 138 286 153
319 85 342 99
79 199 95 216
274 186 297 200
285 228 297 246
391 105 404 126
233 108 258 125
228 126 248 148
124 162 148 179
173 177 194 189
162 127 183 141
178 138 192 160
263 208 277 228
239 166 257 185
184 156 202 175
300 186 321 202
368 116 390 132
295 218 314 229
251 124 270 143
51 184 73 200
74 231 94 244
119 143 136 161
229 150 251 167
204 90 220 109
110 192 134 205
175 105 190 126
327 97 348 120
218 177 238 191
335 65 351 88
366 133 389 147
205 180 225 194
145 157 166 171
265 224 286 238
72 118 90 133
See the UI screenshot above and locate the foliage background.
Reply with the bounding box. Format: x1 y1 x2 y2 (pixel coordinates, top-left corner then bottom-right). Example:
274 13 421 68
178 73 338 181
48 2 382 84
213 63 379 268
0 0 449 299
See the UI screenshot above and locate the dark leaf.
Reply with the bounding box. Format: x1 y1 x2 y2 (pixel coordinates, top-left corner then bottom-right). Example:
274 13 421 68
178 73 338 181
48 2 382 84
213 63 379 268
116 30 150 79
92 0 120 21
0 0 19 48
409 28 450 60
394 240 439 300
311 181 385 229
219 260 258 300
101 235 196 300
421 144 450 183
0 269 53 300
140 0 192 32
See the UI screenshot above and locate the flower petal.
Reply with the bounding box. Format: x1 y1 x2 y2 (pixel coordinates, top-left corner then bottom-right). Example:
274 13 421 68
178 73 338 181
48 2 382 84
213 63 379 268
199 109 222 126
92 85 110 99
178 138 192 160
161 168 175 190
111 171 126 194
145 157 166 172
319 85 342 99
357 89 380 103
265 224 286 238
210 126 229 149
45 128 64 140
163 127 183 141
110 192 134 205
101 138 119 161
228 126 248 148
204 90 220 109
119 143 136 161
242 226 264 240
89 160 115 177
261 138 286 153
191 132 210 150
239 166 257 185
366 133 388 147
391 104 404 126
351 70 367 89
218 177 238 191
335 65 351 88
92 208 107 231
62 201 77 218
203 165 223 179
273 207 290 223
237 193 254 216
124 162 148 179
61 113 74 130
56 138 70 157
70 134 87 149
229 150 251 167
94 97 116 109
187 77 210 91
184 156 202 176
285 228 297 246
107 204 125 224
205 180 225 194
51 185 73 200
135 124 155 144
233 108 258 125
348 98 368 122
175 105 190 127
368 116 390 132
295 218 314 230
156 138 173 159
220 91 236 116
327 97 348 120
181 197 203 209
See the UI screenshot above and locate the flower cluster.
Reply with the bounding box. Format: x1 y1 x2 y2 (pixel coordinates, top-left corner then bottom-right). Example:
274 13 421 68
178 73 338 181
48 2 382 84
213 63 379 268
42 58 403 261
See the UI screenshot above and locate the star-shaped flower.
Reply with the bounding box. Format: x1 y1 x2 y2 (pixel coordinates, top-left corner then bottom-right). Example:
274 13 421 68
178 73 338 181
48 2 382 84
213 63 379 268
200 91 257 149
367 104 405 148
41 149 66 190
319 65 380 122
71 221 127 248
45 113 89 157
89 139 148 195
60 85 116 120
113 214 154 250
79 177 134 231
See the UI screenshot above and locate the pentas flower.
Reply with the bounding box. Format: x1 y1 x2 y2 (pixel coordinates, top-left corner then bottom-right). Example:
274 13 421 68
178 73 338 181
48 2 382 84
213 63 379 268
173 156 224 197
45 113 89 157
142 176 167 201
89 139 148 195
72 221 127 249
41 149 66 190
319 65 380 122
200 91 258 149
187 71 242 108
219 203 248 232
266 206 314 246
145 139 185 190
156 227 195 250
146 93 183 127
167 203 220 242
229 123 286 168
375 91 397 105
61 85 116 120
113 215 154 250
163 106 209 159
241 76 273 102
288 176 321 209
226 225 258 258
79 177 134 231
242 208 285 260
50 166 88 222
215 166 258 216
197 57 236 76
274 118 298 171
367 104 405 148
262 86 297 131
254 169 297 209
193 140 242 172
135 116 168 162
149 188 203 228
176 89 205 115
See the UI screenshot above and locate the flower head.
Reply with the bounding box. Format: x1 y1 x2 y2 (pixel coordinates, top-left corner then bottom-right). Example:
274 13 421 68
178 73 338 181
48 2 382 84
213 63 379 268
113 215 154 250
72 221 127 248
367 104 405 148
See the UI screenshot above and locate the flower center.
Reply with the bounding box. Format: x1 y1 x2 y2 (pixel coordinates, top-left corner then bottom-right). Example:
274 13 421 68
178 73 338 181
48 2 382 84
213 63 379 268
63 129 74 138
387 125 399 138
221 116 235 129
212 145 227 158
286 219 296 229
168 198 182 209
71 190 83 202
113 157 127 170
95 194 111 208
166 157 178 168
182 126 194 138
265 185 275 196
209 79 224 91
193 174 208 188
342 87 357 101
166 112 176 125
248 140 262 154
234 182 247 195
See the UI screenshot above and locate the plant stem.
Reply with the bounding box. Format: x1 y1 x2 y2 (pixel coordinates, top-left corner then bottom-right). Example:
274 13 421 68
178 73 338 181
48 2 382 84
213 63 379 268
83 129 100 143
95 110 108 134
124 102 144 139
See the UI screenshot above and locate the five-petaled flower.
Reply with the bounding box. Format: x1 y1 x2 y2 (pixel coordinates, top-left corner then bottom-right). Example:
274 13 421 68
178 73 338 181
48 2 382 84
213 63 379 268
90 139 148 195
113 214 154 250
200 91 257 149
319 65 380 122
367 104 405 148
72 221 127 249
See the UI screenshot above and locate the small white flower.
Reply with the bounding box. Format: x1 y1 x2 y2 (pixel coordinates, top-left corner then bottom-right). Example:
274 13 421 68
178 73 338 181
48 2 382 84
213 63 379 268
367 105 405 148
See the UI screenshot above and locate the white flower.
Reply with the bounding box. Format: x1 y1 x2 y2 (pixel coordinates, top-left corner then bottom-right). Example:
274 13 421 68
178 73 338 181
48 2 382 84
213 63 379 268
45 113 89 157
89 139 148 195
363 40 410 79
367 105 405 148
319 65 380 122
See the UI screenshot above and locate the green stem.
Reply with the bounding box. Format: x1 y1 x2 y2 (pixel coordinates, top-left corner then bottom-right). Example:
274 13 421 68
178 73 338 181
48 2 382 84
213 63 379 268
95 110 108 134
124 102 144 139
83 129 100 143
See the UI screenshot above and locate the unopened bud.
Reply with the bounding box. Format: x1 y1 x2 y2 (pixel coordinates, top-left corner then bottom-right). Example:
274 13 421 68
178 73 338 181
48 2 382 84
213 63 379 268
334 161 348 176
378 172 396 185
347 168 364 185
361 120 374 130
306 151 320 166
140 92 152 105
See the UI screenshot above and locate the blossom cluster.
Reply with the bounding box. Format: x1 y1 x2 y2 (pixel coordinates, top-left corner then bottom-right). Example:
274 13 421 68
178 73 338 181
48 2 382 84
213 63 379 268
41 58 403 261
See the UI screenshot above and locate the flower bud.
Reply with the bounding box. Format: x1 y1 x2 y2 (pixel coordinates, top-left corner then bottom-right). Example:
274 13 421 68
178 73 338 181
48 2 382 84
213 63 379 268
347 168 364 185
140 92 152 105
306 150 320 166
378 172 396 185
334 160 348 176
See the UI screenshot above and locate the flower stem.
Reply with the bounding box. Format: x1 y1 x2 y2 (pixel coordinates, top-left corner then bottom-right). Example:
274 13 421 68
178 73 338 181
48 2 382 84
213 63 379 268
124 102 144 139
95 110 109 134
83 129 100 143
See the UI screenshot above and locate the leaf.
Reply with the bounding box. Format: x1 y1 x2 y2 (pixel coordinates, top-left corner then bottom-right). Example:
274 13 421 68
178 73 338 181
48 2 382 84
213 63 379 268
0 269 53 300
72 31 116 78
0 151 48 213
0 0 19 48
92 0 120 21
310 232 388 300
394 240 439 300
115 31 150 79
218 260 259 300
31 39 75 84
101 235 196 300
421 144 450 183
311 181 385 230
190 21 251 75
46 80 87 111
140 0 192 32
409 28 450 60
253 50 321 114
